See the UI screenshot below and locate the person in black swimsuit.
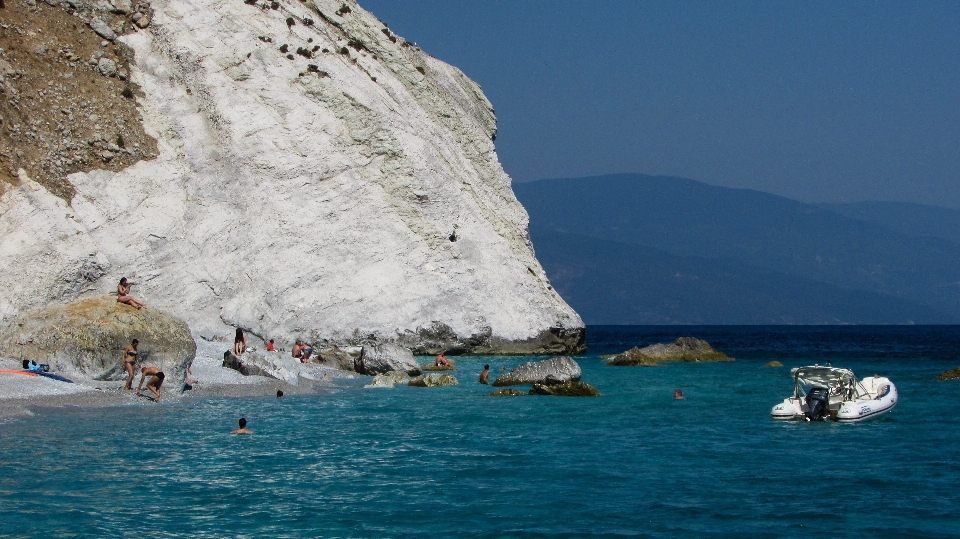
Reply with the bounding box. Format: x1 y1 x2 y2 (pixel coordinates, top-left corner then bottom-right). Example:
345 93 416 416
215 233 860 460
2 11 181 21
123 339 140 390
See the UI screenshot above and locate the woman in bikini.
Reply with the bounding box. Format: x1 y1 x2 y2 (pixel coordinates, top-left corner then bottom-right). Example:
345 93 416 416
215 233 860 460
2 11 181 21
233 328 247 356
117 277 146 309
123 339 140 390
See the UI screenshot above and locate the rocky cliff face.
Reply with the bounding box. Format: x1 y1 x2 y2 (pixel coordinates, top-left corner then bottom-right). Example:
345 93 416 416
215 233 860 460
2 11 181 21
0 0 584 353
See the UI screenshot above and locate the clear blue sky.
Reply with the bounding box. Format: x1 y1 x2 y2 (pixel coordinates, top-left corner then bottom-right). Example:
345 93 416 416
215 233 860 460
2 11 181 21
360 1 960 208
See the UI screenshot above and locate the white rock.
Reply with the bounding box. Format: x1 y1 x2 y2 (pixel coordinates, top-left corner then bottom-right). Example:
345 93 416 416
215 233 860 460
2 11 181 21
97 57 118 77
0 0 583 353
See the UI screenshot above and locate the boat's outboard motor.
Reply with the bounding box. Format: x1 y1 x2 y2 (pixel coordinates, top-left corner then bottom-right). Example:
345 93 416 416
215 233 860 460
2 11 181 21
804 387 830 421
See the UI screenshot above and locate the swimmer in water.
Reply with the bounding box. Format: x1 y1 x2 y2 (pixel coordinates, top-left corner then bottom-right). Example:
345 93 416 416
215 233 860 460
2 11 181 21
231 418 252 434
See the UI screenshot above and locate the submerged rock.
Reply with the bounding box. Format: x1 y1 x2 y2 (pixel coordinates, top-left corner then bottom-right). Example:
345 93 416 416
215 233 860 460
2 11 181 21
408 373 458 387
607 337 734 366
490 388 526 396
937 367 960 380
0 295 195 380
493 356 581 386
765 360 783 367
529 381 600 397
355 343 421 376
364 374 397 388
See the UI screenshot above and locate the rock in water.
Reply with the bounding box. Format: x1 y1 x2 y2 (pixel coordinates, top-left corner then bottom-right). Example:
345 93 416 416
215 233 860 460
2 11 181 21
490 388 526 396
937 367 960 380
408 373 458 387
355 343 421 376
222 349 333 385
529 381 600 397
0 296 195 379
607 338 734 366
765 360 783 367
364 374 396 388
0 0 584 355
493 356 581 386
315 348 355 371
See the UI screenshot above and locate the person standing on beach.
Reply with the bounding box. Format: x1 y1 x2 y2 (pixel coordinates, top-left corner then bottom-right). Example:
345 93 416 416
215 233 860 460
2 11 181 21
116 277 146 309
479 364 490 384
137 366 165 402
122 339 140 390
231 418 252 434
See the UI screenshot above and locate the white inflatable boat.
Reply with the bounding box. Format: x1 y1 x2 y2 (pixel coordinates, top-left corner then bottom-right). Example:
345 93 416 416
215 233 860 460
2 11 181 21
771 365 897 422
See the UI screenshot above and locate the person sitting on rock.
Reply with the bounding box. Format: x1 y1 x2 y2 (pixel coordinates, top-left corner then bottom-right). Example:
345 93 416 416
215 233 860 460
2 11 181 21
435 351 450 367
266 339 276 352
116 277 146 310
479 364 490 384
137 366 165 402
122 339 140 390
300 344 313 363
233 328 247 356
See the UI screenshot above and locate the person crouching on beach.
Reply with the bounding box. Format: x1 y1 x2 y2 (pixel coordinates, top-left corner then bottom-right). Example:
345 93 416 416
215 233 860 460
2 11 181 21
233 328 247 356
122 339 140 390
137 366 165 402
117 277 146 310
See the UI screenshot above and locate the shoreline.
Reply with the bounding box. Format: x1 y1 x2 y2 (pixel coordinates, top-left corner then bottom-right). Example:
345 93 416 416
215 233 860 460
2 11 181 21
0 339 358 420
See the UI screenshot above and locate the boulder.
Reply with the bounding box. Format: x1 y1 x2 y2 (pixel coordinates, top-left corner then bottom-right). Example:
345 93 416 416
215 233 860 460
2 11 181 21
765 360 783 367
222 349 333 385
364 374 396 388
529 381 600 397
490 388 526 396
314 347 355 371
0 295 195 380
408 373 458 387
355 343 421 376
936 367 960 380
97 57 118 77
222 351 276 379
493 356 581 386
607 337 734 366
89 18 117 41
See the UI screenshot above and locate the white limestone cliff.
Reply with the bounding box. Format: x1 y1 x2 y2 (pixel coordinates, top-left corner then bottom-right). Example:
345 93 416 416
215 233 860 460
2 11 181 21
0 0 584 353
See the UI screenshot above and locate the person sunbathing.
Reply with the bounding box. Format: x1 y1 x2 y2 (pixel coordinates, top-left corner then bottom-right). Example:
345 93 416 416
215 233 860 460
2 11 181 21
137 366 165 402
117 277 146 309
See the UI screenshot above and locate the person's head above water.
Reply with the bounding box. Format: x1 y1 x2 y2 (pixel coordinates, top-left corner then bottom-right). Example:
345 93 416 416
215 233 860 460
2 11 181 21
238 418 246 428
276 390 283 398
483 364 490 370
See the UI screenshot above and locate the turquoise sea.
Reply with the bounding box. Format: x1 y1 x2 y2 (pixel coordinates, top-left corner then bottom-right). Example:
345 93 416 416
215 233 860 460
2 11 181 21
2 326 960 538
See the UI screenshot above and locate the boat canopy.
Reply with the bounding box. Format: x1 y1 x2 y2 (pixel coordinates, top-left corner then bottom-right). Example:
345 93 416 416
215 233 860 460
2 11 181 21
791 366 856 389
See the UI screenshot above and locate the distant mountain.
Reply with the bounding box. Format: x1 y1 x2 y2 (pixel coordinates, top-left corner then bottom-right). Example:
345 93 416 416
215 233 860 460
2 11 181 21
818 201 960 247
515 174 960 324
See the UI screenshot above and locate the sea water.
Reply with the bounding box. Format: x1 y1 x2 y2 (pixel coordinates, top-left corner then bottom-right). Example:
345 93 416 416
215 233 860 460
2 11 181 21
1 326 959 538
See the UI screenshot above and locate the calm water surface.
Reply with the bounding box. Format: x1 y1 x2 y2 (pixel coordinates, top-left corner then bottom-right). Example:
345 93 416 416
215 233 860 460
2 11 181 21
1 326 959 538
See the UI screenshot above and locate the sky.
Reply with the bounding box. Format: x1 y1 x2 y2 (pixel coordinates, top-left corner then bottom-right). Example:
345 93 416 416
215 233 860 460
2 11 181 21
359 1 960 209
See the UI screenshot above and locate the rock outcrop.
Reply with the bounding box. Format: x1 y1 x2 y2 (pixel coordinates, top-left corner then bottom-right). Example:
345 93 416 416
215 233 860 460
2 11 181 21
355 342 421 376
408 373 458 387
765 360 783 367
607 337 734 366
492 356 581 386
0 0 584 355
0 295 195 380
529 381 600 397
936 367 960 380
222 349 336 384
